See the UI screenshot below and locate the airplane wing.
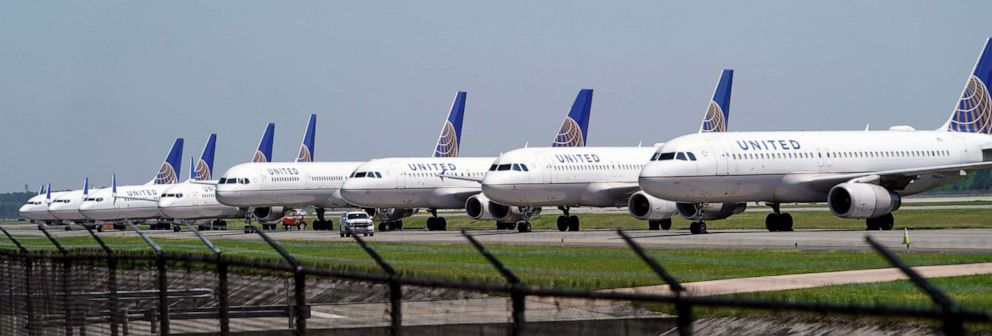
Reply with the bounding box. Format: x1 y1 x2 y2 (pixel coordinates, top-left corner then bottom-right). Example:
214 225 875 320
437 172 483 183
588 183 641 206
797 161 992 192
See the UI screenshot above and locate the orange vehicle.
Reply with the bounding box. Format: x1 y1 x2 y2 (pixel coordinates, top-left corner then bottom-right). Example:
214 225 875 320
282 214 307 230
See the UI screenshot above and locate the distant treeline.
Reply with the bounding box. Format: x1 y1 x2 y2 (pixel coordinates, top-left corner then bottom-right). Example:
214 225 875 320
0 192 34 219
928 168 992 194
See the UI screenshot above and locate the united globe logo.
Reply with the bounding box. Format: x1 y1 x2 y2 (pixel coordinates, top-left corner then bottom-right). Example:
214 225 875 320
296 145 312 162
552 117 584 147
195 159 212 181
252 150 269 163
433 121 459 157
949 75 992 134
701 101 726 133
154 163 177 184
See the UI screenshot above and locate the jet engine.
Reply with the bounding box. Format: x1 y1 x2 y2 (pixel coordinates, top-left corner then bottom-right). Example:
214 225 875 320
488 202 541 223
465 194 497 220
365 208 415 222
676 202 747 221
828 183 901 218
627 191 678 220
252 206 286 223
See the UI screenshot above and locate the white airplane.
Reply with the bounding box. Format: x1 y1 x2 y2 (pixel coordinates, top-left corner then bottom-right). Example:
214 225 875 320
158 133 245 230
215 115 363 230
47 177 103 225
639 38 992 234
18 184 62 224
78 138 184 229
479 71 734 232
340 90 591 232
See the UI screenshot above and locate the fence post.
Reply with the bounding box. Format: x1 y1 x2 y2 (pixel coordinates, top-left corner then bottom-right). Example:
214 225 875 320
255 230 306 335
461 230 525 336
348 229 402 335
865 236 963 335
0 227 35 336
38 225 75 336
83 224 120 336
617 230 692 336
128 223 169 336
186 224 229 336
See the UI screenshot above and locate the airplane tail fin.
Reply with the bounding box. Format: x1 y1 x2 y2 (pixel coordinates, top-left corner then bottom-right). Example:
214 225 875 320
153 138 184 185
195 133 217 180
254 123 275 163
700 69 734 133
83 177 89 196
38 184 45 195
112 173 117 195
296 114 317 162
46 183 51 202
552 89 593 147
433 91 467 157
945 38 992 134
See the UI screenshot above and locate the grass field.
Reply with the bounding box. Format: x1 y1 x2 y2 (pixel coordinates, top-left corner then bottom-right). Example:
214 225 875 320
5 234 992 290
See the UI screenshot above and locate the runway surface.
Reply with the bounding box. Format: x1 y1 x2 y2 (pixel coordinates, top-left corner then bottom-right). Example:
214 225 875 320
6 224 992 253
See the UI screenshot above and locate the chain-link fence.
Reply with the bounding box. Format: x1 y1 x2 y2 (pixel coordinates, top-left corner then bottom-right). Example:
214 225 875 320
0 224 989 336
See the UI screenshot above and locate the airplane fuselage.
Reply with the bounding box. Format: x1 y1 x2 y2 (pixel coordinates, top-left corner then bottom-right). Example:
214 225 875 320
340 157 493 209
215 162 362 208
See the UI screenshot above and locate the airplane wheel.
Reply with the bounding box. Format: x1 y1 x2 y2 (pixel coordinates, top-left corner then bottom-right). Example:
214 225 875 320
340 233 344 237
97 225 104 233
648 220 660 230
379 223 387 231
426 218 437 231
765 213 779 232
556 217 568 231
328 220 333 230
517 221 532 233
439 217 447 231
879 213 894 230
173 225 181 232
865 217 881 230
780 213 794 231
660 218 672 230
567 216 580 231
690 222 707 234
396 221 403 230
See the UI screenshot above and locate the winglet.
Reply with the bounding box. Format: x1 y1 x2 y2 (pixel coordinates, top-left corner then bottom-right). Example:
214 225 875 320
254 123 275 163
83 177 89 197
700 69 733 133
195 133 217 180
296 114 317 162
945 38 992 134
154 138 184 184
433 91 467 157
552 89 593 147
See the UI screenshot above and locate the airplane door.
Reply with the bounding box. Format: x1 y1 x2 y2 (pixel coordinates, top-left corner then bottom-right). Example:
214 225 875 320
707 141 729 175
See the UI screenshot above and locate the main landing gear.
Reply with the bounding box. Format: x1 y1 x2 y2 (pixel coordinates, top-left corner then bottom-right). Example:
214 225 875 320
866 213 894 231
555 206 580 232
648 219 672 231
379 221 403 231
425 209 448 231
312 208 334 230
765 203 794 232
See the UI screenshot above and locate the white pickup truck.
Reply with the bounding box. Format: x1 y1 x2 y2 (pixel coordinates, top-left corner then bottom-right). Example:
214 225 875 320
340 211 374 237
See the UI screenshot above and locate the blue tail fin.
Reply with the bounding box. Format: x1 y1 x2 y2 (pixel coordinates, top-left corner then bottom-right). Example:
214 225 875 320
296 114 317 162
38 184 45 195
83 177 89 196
433 91 467 157
946 38 992 134
46 183 51 201
253 123 275 163
112 173 117 194
552 89 593 147
154 138 184 184
700 69 734 133
195 134 217 180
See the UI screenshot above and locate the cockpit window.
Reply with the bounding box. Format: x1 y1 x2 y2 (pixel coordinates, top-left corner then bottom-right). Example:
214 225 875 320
489 164 497 171
219 178 227 184
512 164 522 171
374 172 382 178
497 164 511 171
686 152 697 161
676 152 687 161
520 164 529 171
657 152 676 161
242 178 249 184
354 172 367 178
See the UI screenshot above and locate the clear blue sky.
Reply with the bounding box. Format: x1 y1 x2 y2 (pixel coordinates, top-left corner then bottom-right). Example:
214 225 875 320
1 1 988 191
